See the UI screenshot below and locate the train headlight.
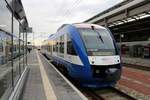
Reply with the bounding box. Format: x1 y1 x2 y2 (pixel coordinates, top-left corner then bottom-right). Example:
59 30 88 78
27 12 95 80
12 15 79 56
105 68 118 74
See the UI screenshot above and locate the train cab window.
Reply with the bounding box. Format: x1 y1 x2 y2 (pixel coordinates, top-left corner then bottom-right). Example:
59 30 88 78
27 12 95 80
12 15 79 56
67 34 77 55
79 28 116 56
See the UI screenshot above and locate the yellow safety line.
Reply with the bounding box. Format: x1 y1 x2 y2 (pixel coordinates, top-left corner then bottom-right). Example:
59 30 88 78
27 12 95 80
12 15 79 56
36 51 57 100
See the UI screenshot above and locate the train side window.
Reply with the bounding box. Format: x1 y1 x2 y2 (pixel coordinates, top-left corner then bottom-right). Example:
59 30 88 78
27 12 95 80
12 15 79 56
60 42 64 53
53 40 56 52
67 34 77 55
54 45 56 52
56 38 60 52
53 44 55 52
60 35 64 53
55 39 58 52
56 42 59 52
48 45 51 52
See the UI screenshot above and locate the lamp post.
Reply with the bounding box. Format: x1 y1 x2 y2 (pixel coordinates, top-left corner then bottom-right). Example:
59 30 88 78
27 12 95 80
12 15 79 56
120 34 124 56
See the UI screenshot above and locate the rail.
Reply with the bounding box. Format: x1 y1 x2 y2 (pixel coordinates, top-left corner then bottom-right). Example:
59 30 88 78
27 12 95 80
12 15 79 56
82 87 137 100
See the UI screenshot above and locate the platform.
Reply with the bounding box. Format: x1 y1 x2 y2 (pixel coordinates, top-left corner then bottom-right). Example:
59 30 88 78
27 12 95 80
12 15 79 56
20 50 86 100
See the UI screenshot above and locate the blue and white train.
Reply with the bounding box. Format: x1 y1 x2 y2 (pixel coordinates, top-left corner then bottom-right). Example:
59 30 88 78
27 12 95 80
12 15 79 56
42 23 121 88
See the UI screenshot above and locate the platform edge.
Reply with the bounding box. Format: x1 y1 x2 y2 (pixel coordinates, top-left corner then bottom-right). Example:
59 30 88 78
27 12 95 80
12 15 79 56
40 53 88 100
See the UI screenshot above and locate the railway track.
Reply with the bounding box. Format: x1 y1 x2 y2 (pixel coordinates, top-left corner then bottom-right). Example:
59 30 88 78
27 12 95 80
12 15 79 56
82 87 137 100
123 63 150 72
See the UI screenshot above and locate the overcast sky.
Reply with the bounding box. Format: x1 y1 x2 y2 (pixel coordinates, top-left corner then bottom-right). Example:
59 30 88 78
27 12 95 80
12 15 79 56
22 0 123 45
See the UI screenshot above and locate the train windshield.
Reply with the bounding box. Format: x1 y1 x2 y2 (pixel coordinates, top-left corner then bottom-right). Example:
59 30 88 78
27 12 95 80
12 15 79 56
79 28 116 56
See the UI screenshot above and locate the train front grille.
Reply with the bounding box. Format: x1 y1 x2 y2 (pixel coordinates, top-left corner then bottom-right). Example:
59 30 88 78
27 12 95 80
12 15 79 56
91 64 121 81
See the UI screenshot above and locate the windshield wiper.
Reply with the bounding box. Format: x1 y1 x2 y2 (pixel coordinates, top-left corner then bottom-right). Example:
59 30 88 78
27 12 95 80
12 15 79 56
94 30 104 43
98 35 104 43
91 26 104 43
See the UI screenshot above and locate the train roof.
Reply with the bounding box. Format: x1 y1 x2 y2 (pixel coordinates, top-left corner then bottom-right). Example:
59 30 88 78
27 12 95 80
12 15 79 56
73 23 106 29
48 23 106 40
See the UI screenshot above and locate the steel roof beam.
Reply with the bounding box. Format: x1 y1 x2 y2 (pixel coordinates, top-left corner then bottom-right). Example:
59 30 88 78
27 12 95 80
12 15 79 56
85 0 150 26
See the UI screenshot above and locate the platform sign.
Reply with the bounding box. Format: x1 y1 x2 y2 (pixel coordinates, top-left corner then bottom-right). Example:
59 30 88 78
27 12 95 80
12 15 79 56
20 27 32 33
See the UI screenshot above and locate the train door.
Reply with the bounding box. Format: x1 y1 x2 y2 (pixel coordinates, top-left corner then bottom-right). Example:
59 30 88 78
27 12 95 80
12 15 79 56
59 35 64 58
64 33 67 58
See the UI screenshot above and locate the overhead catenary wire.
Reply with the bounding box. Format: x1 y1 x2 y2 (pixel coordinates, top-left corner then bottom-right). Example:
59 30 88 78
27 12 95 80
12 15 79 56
63 0 82 17
57 0 82 20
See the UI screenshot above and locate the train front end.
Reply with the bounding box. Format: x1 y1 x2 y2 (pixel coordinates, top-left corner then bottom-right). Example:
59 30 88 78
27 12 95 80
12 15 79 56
73 24 121 88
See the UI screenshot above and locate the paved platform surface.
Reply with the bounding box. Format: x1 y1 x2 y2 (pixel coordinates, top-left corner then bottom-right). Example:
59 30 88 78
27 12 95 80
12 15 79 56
20 50 46 100
122 56 150 67
20 50 83 100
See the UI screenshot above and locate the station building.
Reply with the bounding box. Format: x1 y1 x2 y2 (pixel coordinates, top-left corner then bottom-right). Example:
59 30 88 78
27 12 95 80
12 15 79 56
0 0 28 99
85 0 150 63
